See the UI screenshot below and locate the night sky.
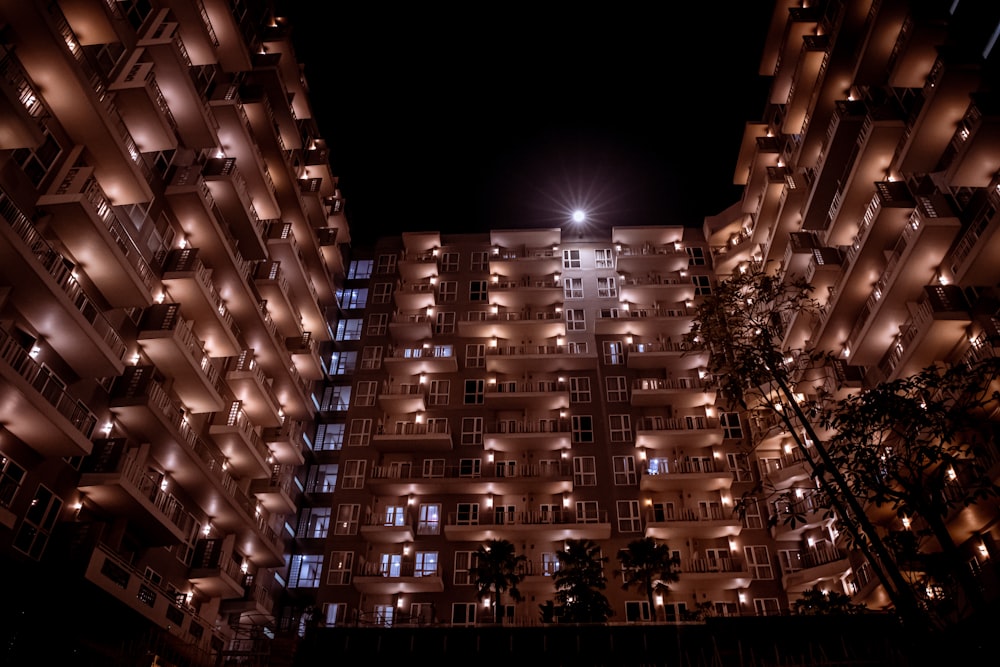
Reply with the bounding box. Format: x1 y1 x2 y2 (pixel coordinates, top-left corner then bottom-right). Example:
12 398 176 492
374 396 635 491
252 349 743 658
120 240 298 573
274 3 774 245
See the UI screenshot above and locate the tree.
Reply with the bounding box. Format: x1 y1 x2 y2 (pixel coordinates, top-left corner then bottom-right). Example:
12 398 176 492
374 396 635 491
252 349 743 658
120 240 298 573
822 357 1000 620
615 537 680 621
791 586 868 615
683 261 930 632
468 538 525 624
552 539 614 623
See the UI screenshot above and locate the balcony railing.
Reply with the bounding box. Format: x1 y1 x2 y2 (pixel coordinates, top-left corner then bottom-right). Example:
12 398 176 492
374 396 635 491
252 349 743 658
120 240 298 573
447 508 607 527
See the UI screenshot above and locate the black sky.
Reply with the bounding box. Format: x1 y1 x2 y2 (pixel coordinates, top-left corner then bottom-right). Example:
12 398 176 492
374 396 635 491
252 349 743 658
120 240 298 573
275 4 774 245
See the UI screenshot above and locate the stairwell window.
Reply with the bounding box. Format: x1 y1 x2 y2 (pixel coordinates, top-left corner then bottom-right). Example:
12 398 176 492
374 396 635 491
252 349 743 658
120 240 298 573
12 484 61 559
289 554 323 588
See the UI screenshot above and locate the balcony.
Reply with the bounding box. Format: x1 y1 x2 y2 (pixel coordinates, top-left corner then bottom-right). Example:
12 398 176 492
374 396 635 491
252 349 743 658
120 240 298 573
254 261 303 339
220 573 275 619
619 272 695 304
771 494 834 540
262 420 309 466
367 461 573 496
489 277 562 309
78 440 197 544
644 507 742 540
266 222 330 341
594 306 693 338
389 312 433 342
137 303 226 414
783 545 851 593
378 383 427 413
160 248 242 358
353 561 445 595
286 332 324 380
484 419 572 452
372 421 453 452
383 345 459 375
671 558 751 591
37 159 157 307
108 52 178 154
208 402 273 478
398 251 439 282
224 351 284 427
394 280 436 311
0 193 127 377
765 449 812 490
631 377 715 408
640 460 733 492
444 508 611 542
249 467 297 515
485 344 597 373
488 245 561 276
0 327 98 457
614 243 689 274
634 416 723 450
360 511 415 543
626 341 708 370
0 49 46 150
485 379 569 410
189 538 245 598
459 309 566 339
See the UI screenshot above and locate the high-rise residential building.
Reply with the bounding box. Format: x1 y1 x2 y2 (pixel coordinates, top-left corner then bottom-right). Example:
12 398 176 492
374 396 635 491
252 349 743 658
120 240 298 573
0 1 347 665
2 1 999 666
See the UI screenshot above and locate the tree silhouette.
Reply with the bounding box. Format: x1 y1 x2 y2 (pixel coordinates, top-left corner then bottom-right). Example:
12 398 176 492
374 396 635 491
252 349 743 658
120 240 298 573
615 537 679 621
469 538 525 624
552 538 613 623
791 586 868 615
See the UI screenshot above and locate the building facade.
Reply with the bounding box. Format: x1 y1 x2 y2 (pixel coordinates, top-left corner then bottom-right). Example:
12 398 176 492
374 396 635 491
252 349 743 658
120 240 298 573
0 1 347 664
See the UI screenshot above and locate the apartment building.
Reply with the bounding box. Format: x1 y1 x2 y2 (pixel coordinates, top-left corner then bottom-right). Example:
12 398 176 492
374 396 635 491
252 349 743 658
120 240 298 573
303 0 1000 635
0 1 346 664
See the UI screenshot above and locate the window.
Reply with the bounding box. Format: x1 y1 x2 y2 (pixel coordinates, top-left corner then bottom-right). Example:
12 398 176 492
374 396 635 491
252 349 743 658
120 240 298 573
727 452 753 482
573 457 597 486
13 484 62 559
753 598 781 616
12 129 61 186
722 412 743 439
320 385 350 411
594 248 613 269
381 505 406 526
454 551 477 585
289 554 323 588
617 500 642 532
421 379 447 406
461 417 483 445
459 458 482 478
441 252 459 272
348 260 373 279
361 346 383 370
757 456 781 477
542 552 560 576
745 546 773 579
335 318 363 341
562 249 581 269
434 311 456 334
469 280 488 302
652 502 674 522
603 340 624 365
340 288 368 309
455 503 479 525
576 500 600 522
375 254 397 274
334 504 360 535
330 351 356 376
663 602 689 622
373 605 394 627
471 251 489 271
327 551 353 585
366 313 387 336
299 507 331 538
452 603 477 625
415 552 438 577
742 498 763 529
308 464 338 492
605 376 628 402
692 275 712 296
372 282 392 303
569 377 591 403
566 308 585 331
341 460 366 489
613 456 637 486
597 276 617 298
465 343 485 368
312 422 344 453
422 459 445 477
464 379 484 404
324 603 347 626
686 246 706 266
625 601 651 622
567 341 588 354
713 602 739 617
563 277 584 299
778 549 803 574
572 415 594 443
418 504 441 535
355 381 377 407
609 414 632 442
438 280 457 302
347 419 371 446
0 454 26 508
